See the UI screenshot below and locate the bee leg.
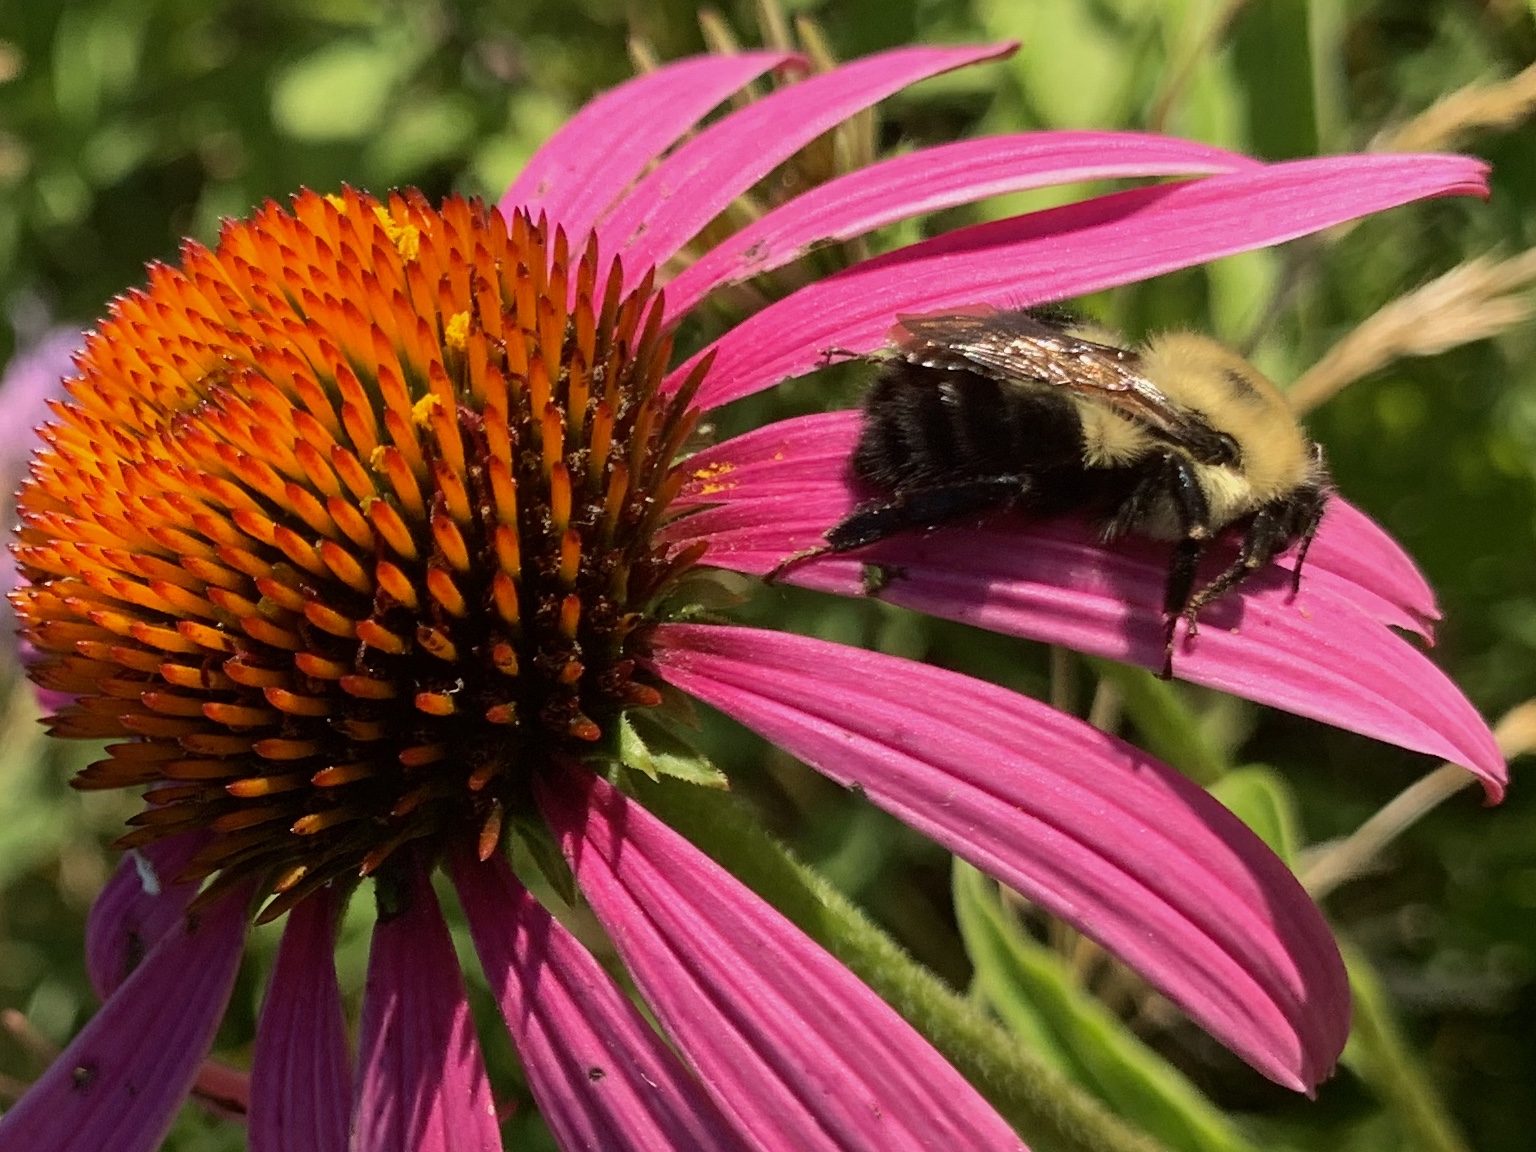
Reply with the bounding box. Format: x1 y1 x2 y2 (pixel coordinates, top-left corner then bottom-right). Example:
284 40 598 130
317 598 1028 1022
763 475 1026 584
1161 537 1205 678
1179 504 1296 638
1287 493 1328 597
761 543 835 584
1099 470 1166 541
817 345 863 366
1156 453 1214 678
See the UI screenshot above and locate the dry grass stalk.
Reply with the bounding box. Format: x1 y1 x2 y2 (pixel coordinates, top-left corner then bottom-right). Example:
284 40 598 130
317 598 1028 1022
1373 59 1536 153
627 35 662 75
1288 247 1536 414
1301 699 1536 899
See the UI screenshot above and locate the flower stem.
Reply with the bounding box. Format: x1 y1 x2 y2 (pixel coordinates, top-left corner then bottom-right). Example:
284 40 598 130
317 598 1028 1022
627 770 1177 1152
1341 941 1473 1152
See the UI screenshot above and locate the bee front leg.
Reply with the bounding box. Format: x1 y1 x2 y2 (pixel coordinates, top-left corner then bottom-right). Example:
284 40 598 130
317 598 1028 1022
1161 537 1206 678
1286 488 1329 597
1180 504 1293 626
1156 454 1213 678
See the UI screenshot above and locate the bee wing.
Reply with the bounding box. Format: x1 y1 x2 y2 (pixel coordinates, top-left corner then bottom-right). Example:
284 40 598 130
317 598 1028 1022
889 309 1236 463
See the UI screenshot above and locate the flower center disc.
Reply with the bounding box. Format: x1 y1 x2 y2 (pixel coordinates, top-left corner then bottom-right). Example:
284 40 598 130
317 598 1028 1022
13 189 705 918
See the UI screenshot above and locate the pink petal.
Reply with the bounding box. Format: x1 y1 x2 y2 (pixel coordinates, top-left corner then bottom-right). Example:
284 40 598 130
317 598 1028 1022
0 883 252 1152
85 833 210 998
498 52 803 239
2 328 85 709
671 153 1490 409
1303 498 1439 627
352 864 499 1152
538 768 1028 1152
600 44 1018 286
0 328 81 447
250 887 351 1152
665 413 1505 797
664 131 1261 320
649 624 1349 1091
452 852 750 1152
191 1060 251 1121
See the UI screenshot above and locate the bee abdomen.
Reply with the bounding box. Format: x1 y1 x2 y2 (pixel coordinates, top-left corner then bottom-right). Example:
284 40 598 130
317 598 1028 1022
851 364 1084 490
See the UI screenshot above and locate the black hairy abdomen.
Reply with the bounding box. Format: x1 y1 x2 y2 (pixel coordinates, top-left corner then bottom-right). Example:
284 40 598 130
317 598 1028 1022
850 363 1123 512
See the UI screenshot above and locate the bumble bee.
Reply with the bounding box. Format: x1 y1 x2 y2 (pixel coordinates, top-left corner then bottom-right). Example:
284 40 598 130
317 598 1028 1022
770 306 1332 676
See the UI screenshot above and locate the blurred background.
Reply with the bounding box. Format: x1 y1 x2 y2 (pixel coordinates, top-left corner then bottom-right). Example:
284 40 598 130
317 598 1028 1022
1 1 1534 1149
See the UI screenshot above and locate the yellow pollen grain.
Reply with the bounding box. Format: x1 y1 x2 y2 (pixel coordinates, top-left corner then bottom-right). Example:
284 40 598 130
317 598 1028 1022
444 311 470 352
373 206 420 261
411 392 443 429
368 446 387 472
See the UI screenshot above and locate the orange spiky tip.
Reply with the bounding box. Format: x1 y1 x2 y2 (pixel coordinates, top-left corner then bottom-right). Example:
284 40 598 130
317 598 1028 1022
11 188 708 920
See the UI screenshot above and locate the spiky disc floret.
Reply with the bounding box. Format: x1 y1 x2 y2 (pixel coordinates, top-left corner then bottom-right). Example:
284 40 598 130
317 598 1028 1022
12 189 707 918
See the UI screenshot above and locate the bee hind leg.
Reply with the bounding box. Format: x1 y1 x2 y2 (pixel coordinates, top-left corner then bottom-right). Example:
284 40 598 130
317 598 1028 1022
764 475 1027 586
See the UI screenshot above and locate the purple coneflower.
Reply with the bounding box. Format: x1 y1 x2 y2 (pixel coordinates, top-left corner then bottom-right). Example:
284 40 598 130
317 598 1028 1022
0 44 1507 1152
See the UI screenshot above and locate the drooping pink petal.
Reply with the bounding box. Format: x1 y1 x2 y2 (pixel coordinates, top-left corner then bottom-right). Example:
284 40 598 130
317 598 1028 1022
649 624 1349 1091
498 52 803 238
250 887 351 1152
664 131 1261 320
672 153 1490 408
452 852 751 1152
664 413 1505 796
538 768 1029 1152
84 832 210 998
0 883 252 1152
352 864 499 1152
1301 498 1439 627
600 44 1017 285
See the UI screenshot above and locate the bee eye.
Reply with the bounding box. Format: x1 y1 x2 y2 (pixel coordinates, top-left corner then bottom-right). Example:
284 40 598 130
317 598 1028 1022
1216 432 1242 465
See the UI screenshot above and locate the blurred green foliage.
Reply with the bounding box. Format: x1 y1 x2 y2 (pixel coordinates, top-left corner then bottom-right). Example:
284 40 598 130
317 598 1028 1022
2 1 1535 1150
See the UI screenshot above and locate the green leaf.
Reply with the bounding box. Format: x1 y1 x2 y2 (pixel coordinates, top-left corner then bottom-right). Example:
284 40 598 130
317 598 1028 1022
271 41 400 140
508 810 577 909
1205 248 1282 348
979 0 1138 128
368 96 477 185
1091 660 1229 785
1230 0 1319 159
1341 941 1474 1152
954 861 1265 1152
0 688 81 888
616 714 730 788
1207 766 1303 865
